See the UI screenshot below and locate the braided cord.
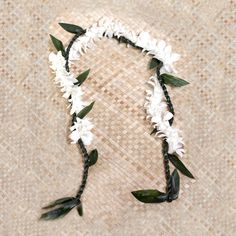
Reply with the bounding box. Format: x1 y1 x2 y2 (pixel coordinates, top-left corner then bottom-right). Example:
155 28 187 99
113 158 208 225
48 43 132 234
156 67 174 201
65 34 81 72
64 31 90 201
156 68 174 125
76 139 90 199
162 141 172 202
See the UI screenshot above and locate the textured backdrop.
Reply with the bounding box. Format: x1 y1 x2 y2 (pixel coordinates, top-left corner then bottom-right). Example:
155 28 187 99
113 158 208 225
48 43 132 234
1 0 235 235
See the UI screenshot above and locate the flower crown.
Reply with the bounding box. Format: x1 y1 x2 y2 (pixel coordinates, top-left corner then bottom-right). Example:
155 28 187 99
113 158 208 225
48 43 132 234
40 17 194 220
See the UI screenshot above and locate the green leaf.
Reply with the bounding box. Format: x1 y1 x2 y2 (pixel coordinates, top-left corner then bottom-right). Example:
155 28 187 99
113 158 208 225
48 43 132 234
168 154 194 179
131 189 167 203
49 34 65 55
59 22 85 34
40 206 73 220
160 73 189 87
74 69 90 86
169 169 180 200
149 58 162 69
77 203 83 216
77 101 95 119
89 149 98 166
42 197 75 209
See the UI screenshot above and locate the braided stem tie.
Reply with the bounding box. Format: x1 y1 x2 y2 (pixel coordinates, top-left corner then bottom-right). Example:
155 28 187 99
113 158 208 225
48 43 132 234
157 68 174 126
163 141 172 202
156 67 175 201
76 139 90 199
65 32 90 201
65 34 81 72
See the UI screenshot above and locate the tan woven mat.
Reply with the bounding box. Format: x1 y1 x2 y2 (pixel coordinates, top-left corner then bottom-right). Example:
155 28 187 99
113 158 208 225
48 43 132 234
1 1 235 235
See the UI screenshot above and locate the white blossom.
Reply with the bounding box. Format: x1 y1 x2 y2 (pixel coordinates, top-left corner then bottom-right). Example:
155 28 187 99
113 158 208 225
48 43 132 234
153 40 180 73
69 87 87 115
136 31 151 49
70 117 94 145
49 51 77 97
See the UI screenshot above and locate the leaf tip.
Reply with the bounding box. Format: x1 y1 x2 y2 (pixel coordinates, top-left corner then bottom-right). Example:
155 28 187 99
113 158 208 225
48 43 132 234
77 203 83 217
131 190 142 201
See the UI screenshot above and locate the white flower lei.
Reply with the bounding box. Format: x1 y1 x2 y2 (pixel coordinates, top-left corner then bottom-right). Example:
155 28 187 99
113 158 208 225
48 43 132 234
49 17 184 157
41 16 194 221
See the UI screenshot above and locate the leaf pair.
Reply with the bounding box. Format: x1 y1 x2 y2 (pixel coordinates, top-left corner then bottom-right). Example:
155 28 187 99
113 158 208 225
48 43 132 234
40 197 81 220
50 23 85 56
131 169 181 203
89 149 98 167
149 58 189 87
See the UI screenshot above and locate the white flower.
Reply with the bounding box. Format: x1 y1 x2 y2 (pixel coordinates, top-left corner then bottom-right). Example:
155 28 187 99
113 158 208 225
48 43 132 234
145 75 184 157
49 51 67 75
123 31 138 43
70 117 94 145
136 32 151 49
154 40 180 73
165 127 184 157
49 51 77 98
69 87 87 114
88 23 106 38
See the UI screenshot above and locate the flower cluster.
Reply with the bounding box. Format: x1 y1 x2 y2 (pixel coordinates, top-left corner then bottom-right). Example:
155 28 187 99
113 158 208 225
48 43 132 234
69 17 180 73
145 76 184 157
49 51 92 145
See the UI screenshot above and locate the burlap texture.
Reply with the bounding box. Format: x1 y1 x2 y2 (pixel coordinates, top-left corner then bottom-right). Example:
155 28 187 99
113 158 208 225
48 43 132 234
1 1 235 235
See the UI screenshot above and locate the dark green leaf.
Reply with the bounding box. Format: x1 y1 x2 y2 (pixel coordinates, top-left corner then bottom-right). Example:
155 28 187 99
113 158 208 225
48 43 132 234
61 198 79 208
160 73 189 87
169 154 194 179
49 34 65 55
59 22 85 34
42 197 75 209
89 149 98 167
77 203 83 216
74 69 90 86
77 101 95 119
131 189 167 203
40 206 73 220
149 58 162 69
169 169 180 200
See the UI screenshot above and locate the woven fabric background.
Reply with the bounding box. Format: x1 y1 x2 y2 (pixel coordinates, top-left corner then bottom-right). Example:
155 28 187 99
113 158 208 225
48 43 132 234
1 0 235 235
